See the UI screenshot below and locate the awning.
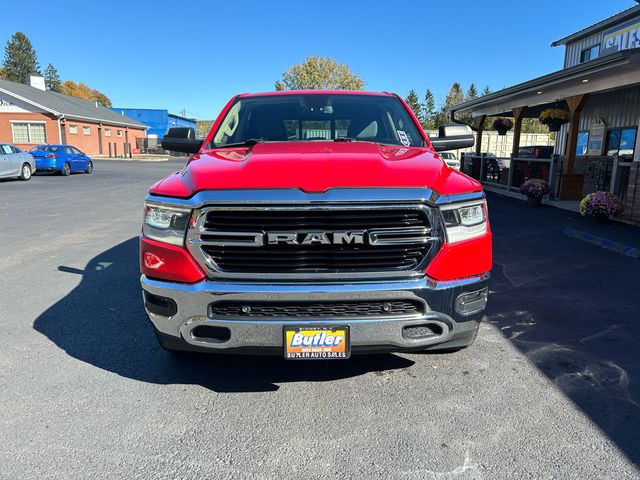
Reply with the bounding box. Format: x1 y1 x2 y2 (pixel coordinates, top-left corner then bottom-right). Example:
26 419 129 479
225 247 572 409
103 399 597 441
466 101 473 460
451 48 640 118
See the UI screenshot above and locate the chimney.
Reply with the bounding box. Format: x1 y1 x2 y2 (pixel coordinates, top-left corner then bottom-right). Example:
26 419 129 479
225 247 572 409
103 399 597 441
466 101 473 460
29 75 46 91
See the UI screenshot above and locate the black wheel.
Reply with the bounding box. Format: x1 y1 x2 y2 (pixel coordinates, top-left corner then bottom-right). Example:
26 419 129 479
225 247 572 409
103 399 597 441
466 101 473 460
19 163 32 181
85 161 93 174
60 162 71 176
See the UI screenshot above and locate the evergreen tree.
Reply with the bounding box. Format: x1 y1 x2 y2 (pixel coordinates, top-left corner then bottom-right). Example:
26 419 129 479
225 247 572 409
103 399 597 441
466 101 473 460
2 32 40 83
44 63 61 92
422 89 436 129
466 83 478 101
444 82 465 109
405 89 423 122
482 85 492 96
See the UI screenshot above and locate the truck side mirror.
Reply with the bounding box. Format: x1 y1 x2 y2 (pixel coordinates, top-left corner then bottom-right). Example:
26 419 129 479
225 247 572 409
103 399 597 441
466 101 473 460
161 127 203 154
429 124 474 152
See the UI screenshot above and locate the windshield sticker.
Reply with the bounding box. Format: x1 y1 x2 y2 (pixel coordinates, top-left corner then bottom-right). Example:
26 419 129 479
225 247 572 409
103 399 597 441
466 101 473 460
397 130 410 146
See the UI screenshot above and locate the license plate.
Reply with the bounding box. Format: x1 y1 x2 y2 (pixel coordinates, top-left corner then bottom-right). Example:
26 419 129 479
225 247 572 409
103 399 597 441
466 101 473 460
283 326 350 360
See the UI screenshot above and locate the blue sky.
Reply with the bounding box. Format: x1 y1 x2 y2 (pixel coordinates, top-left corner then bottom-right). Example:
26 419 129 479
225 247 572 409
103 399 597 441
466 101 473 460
2 0 635 118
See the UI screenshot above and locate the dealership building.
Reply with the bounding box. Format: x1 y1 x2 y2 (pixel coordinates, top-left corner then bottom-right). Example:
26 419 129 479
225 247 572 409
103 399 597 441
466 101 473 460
452 2 640 223
0 77 147 156
109 108 196 140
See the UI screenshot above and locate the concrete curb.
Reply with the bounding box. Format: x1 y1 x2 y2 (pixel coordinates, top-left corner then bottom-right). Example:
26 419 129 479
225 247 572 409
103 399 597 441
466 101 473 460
94 157 171 163
563 227 640 259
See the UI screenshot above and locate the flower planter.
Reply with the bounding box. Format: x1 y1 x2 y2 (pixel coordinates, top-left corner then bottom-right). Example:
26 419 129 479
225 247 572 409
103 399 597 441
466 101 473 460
527 195 542 207
579 191 624 220
521 179 550 203
492 118 513 136
546 119 565 132
539 109 569 133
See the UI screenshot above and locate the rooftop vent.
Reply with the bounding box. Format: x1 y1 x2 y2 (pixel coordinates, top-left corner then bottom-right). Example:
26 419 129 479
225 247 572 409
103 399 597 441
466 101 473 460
28 75 46 91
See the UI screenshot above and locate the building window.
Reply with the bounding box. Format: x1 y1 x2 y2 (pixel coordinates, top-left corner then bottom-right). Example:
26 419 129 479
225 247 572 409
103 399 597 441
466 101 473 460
605 127 637 157
116 130 123 137
83 126 91 135
11 122 46 144
580 44 600 63
576 131 589 155
104 128 111 137
69 125 78 134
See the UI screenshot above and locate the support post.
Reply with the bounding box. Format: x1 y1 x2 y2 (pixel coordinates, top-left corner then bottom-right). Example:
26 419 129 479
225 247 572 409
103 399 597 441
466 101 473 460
511 107 525 157
559 93 589 199
548 154 557 199
610 156 619 195
475 115 486 156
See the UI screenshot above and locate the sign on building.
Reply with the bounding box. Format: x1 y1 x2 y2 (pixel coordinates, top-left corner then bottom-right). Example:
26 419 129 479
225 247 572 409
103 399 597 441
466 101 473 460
601 18 640 56
587 120 606 156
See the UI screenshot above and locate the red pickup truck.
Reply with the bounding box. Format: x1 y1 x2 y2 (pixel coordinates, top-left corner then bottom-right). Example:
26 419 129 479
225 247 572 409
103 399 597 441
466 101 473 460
140 91 492 359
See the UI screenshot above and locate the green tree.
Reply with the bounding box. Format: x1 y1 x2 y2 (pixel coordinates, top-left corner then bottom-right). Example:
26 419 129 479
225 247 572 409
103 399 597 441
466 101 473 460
482 85 492 96
442 82 466 125
466 83 478 101
196 120 214 137
445 82 465 109
422 89 436 129
2 32 40 83
59 80 112 107
44 63 61 92
405 89 422 122
274 56 365 90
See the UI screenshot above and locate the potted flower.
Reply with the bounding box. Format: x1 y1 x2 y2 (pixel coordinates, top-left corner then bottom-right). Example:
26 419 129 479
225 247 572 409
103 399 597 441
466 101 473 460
492 118 513 136
579 191 623 222
520 178 550 207
539 108 569 132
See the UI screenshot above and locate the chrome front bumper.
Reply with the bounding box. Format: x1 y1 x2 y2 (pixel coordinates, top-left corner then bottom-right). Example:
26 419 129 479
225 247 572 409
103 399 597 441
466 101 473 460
141 275 488 354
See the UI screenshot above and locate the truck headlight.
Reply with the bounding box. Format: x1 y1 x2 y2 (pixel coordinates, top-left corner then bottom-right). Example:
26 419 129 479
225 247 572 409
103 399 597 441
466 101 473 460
143 204 191 246
440 201 487 244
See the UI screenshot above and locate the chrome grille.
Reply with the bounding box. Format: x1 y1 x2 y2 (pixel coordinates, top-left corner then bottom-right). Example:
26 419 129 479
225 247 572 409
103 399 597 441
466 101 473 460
188 205 438 278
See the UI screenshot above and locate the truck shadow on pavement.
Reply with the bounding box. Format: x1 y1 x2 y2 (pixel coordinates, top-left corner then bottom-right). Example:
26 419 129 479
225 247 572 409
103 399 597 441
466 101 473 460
33 237 414 393
484 193 640 468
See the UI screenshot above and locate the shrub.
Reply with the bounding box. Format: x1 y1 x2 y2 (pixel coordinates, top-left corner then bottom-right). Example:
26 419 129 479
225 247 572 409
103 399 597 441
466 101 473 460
579 191 623 218
520 178 550 198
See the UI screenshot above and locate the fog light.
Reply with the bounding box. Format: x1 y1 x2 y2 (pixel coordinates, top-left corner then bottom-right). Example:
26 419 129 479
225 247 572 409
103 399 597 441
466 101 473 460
455 288 488 315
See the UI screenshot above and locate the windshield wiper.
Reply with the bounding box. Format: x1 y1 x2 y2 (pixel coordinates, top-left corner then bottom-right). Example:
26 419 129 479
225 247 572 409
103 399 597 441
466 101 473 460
214 139 264 148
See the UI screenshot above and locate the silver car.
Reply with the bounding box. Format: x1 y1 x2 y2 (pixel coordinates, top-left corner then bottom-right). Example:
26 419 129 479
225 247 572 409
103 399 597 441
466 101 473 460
0 144 35 181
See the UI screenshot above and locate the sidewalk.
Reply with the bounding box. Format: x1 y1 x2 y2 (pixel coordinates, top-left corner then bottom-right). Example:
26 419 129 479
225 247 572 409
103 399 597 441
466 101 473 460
93 155 174 162
486 192 640 255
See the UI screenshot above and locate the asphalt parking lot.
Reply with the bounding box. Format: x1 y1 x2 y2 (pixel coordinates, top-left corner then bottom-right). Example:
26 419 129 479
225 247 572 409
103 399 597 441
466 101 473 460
1 160 639 479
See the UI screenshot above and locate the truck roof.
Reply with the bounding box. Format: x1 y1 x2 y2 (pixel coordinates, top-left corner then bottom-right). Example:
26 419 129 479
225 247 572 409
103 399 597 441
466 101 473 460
238 90 395 98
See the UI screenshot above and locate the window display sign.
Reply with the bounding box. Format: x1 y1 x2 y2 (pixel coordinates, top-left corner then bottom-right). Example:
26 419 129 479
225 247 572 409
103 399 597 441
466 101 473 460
601 18 640 56
587 120 605 156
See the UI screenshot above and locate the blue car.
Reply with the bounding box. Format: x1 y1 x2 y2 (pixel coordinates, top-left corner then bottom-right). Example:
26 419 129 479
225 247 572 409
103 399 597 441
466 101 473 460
29 144 94 176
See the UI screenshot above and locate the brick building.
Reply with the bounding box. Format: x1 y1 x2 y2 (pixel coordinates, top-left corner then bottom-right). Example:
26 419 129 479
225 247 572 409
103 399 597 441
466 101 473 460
0 77 147 156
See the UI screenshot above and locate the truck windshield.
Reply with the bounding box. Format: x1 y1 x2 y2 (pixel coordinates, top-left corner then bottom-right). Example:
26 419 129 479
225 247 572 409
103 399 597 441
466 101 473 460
207 94 424 148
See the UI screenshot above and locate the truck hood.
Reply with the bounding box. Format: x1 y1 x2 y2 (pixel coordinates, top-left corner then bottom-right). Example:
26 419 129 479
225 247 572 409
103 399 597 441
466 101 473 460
149 142 481 198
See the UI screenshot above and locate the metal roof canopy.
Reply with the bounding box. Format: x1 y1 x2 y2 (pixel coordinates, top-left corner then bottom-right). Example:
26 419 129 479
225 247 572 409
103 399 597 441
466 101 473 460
452 49 640 118
550 4 640 46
